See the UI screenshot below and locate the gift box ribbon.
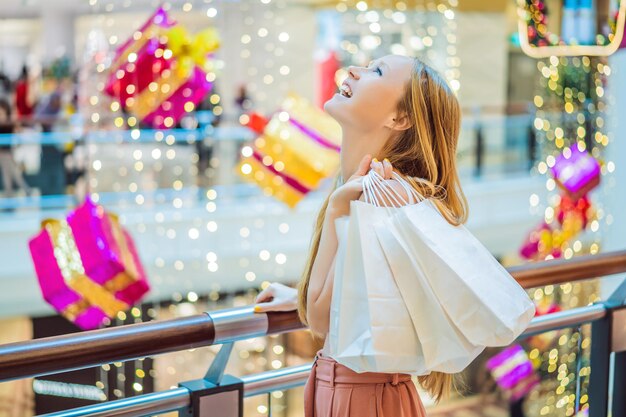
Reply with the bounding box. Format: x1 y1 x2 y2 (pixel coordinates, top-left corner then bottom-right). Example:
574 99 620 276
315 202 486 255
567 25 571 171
130 26 218 120
43 219 130 318
166 26 220 78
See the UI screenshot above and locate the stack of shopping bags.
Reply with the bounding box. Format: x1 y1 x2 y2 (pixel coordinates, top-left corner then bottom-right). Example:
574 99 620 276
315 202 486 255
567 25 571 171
329 170 536 374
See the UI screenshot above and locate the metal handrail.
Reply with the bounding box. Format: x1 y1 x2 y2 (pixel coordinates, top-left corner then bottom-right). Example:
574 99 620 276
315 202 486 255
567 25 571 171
0 251 624 383
37 303 608 417
0 308 301 382
511 250 626 289
38 388 191 417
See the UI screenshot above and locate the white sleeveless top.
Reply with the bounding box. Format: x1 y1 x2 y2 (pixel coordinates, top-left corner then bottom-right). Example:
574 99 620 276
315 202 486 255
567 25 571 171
321 334 331 356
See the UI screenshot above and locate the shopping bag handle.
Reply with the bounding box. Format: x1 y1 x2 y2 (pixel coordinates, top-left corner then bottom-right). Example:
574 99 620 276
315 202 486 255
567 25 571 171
362 170 426 207
363 170 405 207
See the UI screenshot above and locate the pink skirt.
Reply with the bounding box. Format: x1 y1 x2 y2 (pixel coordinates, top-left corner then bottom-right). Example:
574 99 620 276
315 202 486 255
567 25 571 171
304 351 428 417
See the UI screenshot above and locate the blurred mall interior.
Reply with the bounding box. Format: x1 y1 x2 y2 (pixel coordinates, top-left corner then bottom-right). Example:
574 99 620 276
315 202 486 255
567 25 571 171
0 0 625 416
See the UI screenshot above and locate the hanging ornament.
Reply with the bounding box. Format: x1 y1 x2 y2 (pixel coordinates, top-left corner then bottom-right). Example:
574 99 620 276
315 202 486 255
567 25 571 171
104 6 220 129
550 144 601 200
519 221 559 260
238 94 341 208
518 191 596 261
486 344 540 402
28 197 150 330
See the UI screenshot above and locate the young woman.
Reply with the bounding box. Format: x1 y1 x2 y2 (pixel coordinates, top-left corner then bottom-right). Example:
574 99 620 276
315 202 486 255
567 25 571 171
255 54 468 416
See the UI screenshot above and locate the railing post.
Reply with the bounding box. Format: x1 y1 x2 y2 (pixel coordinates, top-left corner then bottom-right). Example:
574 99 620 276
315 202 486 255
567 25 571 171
474 121 483 178
179 343 243 417
610 305 626 417
588 312 611 417
612 352 626 417
527 120 536 170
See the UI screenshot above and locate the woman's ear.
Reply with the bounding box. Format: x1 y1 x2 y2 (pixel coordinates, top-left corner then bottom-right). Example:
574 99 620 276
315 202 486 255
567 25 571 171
386 112 412 131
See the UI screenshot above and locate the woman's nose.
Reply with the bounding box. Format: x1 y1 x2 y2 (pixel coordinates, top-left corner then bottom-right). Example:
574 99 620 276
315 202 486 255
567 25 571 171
347 66 361 80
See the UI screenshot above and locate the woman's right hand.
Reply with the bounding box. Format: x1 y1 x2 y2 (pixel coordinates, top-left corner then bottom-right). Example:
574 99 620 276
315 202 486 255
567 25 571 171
253 282 298 313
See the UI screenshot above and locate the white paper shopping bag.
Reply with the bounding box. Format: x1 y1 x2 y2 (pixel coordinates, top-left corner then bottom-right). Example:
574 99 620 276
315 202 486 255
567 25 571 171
390 201 536 347
374 220 485 373
328 215 374 369
328 200 427 374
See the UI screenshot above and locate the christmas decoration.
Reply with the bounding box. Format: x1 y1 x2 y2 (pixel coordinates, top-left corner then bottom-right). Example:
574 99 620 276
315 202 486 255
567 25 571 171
518 8 612 414
104 7 175 105
550 144 600 200
517 0 626 57
519 222 559 260
104 7 220 129
486 344 540 402
29 197 150 330
238 94 341 208
519 192 595 261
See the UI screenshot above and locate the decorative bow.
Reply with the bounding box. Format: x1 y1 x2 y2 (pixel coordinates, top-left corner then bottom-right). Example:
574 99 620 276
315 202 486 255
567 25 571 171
166 25 220 78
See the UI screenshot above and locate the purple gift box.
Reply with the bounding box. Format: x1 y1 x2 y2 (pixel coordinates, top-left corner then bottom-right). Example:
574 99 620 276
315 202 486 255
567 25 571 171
486 344 539 400
550 145 600 200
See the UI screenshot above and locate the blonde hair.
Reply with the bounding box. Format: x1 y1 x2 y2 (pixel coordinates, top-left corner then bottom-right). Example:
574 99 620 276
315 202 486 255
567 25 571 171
297 57 468 403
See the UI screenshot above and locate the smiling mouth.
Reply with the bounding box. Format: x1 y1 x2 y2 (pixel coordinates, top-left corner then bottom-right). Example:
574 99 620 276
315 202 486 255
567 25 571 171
339 83 352 98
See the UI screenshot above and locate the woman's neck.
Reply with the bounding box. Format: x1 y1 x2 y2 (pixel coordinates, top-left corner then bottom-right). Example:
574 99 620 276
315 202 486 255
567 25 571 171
339 125 388 181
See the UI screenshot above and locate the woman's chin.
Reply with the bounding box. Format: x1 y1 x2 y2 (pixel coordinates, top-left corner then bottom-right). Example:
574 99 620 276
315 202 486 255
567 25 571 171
323 94 345 120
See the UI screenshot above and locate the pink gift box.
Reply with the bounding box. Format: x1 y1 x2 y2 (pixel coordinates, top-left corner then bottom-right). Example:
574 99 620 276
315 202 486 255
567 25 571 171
109 220 151 306
103 6 217 129
111 7 174 63
28 197 150 330
67 198 124 287
104 38 172 108
519 222 554 260
104 6 175 110
142 66 213 129
29 229 110 330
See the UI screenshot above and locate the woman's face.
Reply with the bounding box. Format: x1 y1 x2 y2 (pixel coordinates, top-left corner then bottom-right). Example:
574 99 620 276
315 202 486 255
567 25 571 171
324 54 413 132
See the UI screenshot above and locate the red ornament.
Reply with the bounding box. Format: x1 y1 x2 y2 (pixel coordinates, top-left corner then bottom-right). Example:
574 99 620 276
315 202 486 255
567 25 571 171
244 112 269 135
556 194 591 228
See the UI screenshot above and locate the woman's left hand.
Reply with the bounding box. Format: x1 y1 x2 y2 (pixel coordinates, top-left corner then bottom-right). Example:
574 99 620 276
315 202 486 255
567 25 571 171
370 158 394 180
328 156 394 216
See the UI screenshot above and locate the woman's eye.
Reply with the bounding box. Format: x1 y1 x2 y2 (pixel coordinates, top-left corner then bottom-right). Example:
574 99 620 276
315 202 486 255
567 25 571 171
375 67 383 76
